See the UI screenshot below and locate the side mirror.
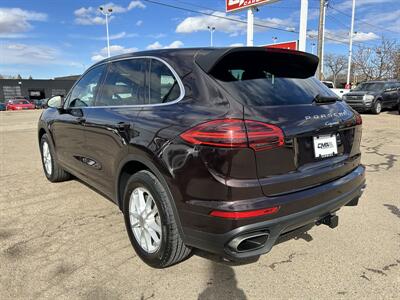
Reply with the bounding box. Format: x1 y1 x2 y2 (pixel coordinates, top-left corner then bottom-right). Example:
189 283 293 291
47 95 64 109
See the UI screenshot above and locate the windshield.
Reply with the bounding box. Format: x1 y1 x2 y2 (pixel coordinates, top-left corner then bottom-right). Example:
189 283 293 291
353 82 386 91
13 100 30 104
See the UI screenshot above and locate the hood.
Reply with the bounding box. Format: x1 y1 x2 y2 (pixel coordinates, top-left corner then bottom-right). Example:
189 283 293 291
346 90 380 96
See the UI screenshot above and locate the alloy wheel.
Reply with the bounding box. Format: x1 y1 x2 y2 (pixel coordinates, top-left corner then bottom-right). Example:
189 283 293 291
42 141 52 175
129 187 162 253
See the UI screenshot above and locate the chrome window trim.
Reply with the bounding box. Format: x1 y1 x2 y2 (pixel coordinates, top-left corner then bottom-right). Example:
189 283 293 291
65 55 186 109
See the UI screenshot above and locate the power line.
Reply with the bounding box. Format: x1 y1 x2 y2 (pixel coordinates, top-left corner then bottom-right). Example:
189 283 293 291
143 0 297 33
143 0 382 48
328 5 400 35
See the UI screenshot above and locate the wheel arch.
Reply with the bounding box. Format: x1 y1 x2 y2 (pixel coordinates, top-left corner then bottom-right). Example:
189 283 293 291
116 155 185 238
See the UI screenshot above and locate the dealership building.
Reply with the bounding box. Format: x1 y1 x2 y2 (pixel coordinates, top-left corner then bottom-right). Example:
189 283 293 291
0 75 80 102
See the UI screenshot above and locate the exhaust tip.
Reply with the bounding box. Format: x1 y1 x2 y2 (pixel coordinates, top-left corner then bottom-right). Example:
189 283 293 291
228 232 268 253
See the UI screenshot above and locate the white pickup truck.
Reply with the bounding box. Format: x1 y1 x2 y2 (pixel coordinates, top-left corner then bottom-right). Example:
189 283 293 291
322 81 350 99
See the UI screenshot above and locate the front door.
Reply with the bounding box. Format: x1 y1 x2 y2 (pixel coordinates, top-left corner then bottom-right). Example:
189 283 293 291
84 58 147 197
51 64 106 177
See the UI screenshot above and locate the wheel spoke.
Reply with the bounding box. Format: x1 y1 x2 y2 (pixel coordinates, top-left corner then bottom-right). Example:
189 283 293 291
138 190 146 213
147 227 160 245
148 219 161 234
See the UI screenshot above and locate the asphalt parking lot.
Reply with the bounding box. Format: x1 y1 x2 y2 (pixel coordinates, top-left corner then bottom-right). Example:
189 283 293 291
0 110 399 299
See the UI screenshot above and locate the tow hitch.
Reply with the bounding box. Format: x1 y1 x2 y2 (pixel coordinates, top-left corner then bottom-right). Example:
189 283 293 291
316 214 339 229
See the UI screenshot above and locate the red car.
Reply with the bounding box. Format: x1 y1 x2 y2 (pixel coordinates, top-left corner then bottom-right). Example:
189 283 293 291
6 99 35 110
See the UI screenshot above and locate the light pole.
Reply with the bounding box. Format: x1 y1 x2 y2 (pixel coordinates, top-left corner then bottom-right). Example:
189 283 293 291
317 0 328 80
346 0 356 88
311 42 316 54
298 0 309 51
99 6 113 58
207 26 215 47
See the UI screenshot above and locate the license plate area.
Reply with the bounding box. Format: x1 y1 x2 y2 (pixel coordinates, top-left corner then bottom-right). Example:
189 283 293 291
313 134 338 158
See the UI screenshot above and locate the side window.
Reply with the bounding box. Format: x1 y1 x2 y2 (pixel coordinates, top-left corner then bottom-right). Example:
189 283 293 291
69 65 105 107
148 59 181 104
96 59 146 106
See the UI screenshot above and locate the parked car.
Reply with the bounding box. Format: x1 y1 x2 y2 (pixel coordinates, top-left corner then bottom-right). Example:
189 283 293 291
38 47 365 268
33 99 44 109
342 81 400 114
6 99 35 110
0 103 5 111
322 80 350 99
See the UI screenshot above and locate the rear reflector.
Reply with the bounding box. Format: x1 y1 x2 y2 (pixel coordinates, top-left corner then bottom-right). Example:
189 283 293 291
180 119 284 151
210 206 280 219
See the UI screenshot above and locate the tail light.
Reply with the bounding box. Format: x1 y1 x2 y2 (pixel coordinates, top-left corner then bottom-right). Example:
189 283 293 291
355 114 362 125
210 206 280 219
180 119 284 151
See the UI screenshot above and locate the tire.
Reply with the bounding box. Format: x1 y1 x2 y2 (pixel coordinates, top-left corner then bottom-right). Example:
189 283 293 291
123 170 191 268
40 134 71 182
372 100 382 115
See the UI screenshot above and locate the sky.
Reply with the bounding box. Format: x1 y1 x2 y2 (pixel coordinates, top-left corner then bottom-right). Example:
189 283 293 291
0 0 399 79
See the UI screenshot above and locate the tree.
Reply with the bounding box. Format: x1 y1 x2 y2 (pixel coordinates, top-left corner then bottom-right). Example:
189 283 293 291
353 37 399 82
324 54 347 87
16 74 22 79
28 75 33 80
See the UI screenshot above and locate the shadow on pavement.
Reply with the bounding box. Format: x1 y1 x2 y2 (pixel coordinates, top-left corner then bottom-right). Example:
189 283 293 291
198 262 247 300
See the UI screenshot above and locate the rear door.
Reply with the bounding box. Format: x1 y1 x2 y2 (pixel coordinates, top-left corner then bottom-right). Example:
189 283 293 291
208 50 362 196
382 83 398 107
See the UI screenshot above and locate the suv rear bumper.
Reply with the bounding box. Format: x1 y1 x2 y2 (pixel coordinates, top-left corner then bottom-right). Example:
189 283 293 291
182 165 365 260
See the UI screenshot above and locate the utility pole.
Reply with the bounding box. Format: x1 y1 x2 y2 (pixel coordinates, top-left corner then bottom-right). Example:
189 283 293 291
298 0 308 51
247 7 255 46
207 26 215 47
99 6 113 58
316 0 328 79
346 0 356 88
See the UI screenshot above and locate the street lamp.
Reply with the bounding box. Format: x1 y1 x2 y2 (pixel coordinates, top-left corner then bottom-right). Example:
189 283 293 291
207 26 215 47
311 42 316 54
99 6 113 58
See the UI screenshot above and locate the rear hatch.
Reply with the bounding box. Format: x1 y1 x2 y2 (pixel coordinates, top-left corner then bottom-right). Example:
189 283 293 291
198 47 362 196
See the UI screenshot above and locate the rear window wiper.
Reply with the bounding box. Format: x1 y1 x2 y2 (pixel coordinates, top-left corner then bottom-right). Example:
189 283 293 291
313 94 339 104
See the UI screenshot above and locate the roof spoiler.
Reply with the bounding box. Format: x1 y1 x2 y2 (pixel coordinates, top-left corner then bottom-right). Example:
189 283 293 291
195 47 319 79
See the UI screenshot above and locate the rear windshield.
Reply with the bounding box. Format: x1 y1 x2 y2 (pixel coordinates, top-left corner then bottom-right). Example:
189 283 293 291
209 53 336 106
214 71 335 106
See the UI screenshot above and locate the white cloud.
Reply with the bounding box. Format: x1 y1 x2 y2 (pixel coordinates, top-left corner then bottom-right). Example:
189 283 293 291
307 29 380 44
359 9 400 33
91 45 138 61
74 1 145 26
95 31 139 40
229 43 244 47
128 1 146 10
176 11 293 36
0 43 80 67
0 8 47 36
340 0 397 9
136 20 143 26
148 33 167 39
146 40 184 50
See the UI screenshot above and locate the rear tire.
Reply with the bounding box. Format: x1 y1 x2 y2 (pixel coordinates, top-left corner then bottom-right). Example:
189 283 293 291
372 100 382 115
40 134 71 182
123 170 191 268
